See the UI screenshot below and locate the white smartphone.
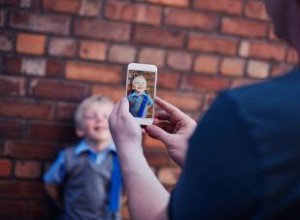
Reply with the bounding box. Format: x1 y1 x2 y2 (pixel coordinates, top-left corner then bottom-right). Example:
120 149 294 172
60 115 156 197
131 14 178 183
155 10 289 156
126 63 157 125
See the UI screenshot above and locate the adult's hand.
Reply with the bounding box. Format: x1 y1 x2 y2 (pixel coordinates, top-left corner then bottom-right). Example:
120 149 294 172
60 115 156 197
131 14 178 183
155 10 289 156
108 97 143 152
146 97 197 167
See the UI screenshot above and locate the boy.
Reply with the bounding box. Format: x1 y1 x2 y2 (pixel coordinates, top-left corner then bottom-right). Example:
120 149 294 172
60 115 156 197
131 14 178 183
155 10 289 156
127 75 153 118
44 95 122 220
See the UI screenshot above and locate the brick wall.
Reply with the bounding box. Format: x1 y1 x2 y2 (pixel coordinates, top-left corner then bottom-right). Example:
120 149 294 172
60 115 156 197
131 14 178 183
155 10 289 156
0 0 298 219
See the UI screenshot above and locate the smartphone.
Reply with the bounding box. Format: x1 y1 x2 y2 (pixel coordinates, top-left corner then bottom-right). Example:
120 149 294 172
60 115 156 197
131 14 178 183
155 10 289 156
126 63 157 125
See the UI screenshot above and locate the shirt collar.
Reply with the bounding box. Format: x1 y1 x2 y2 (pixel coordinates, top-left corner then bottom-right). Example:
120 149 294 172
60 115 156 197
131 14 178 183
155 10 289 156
132 91 147 97
75 140 116 155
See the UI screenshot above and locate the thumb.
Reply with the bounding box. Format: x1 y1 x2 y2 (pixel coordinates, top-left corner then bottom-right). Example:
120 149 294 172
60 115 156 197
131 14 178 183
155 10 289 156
145 125 171 145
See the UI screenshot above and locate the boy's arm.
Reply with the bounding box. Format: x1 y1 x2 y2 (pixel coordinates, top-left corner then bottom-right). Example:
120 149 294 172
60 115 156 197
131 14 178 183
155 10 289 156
44 183 64 210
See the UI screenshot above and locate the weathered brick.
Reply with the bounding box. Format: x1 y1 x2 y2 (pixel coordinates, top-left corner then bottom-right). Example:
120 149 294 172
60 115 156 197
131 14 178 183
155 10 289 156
271 63 293 77
194 55 220 74
15 161 41 179
231 78 261 88
157 71 180 89
0 10 5 27
0 34 13 51
74 18 130 42
79 0 102 17
287 49 299 64
56 103 77 120
30 79 89 101
21 58 46 76
134 26 184 48
17 33 46 55
79 40 107 61
0 159 12 177
3 56 22 74
0 120 24 138
144 0 188 7
105 1 161 25
46 59 63 77
202 93 216 112
4 140 58 160
49 38 77 57
183 75 230 92
0 201 27 219
0 76 26 96
108 45 136 64
167 51 192 71
27 122 75 142
188 33 238 55
249 41 287 61
91 85 124 102
158 167 181 185
221 17 268 38
245 1 269 21
10 11 71 35
164 8 218 31
3 0 39 9
0 181 46 198
138 48 166 67
0 99 54 119
220 57 245 77
238 40 250 57
157 91 202 112
194 0 242 15
144 150 169 166
66 61 122 84
144 135 165 149
43 0 81 14
247 60 270 79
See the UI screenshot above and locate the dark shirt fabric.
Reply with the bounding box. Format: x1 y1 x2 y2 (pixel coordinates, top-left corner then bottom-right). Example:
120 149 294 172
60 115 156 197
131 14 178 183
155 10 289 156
169 69 300 220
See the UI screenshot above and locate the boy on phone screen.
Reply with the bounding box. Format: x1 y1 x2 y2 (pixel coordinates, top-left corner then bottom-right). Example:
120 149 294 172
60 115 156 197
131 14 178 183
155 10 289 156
43 95 122 220
127 75 153 118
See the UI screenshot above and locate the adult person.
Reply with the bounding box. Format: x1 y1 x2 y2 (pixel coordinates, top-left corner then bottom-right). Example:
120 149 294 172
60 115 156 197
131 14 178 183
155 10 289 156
109 0 300 219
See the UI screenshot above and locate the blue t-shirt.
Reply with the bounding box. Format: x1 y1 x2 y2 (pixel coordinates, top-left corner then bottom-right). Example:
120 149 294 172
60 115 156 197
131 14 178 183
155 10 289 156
169 69 300 219
127 91 153 118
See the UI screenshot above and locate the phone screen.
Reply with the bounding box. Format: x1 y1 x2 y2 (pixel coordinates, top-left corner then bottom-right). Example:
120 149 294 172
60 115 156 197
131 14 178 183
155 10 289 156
126 69 156 120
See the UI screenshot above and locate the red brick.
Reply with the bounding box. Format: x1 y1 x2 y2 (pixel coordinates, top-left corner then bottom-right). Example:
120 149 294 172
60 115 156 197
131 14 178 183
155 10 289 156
134 26 184 48
56 103 77 120
167 51 192 71
3 0 39 8
0 159 12 177
0 34 13 51
249 42 287 61
287 49 299 64
183 75 230 92
91 85 124 102
46 59 63 77
188 33 238 55
157 71 180 89
202 93 217 112
105 1 162 25
10 11 71 35
144 135 165 149
158 166 181 185
245 1 269 21
144 149 169 166
4 140 58 160
0 120 24 138
43 0 81 14
138 48 166 67
15 161 41 179
144 0 188 7
66 61 122 84
0 99 54 119
3 56 22 74
21 58 46 76
165 8 218 31
231 78 261 88
30 79 89 101
0 76 26 96
49 38 77 57
79 0 102 17
108 45 136 64
247 60 270 79
194 55 220 74
157 91 202 112
0 10 4 27
271 63 293 77
194 0 242 15
17 33 46 55
221 17 268 38
220 58 245 77
74 18 130 42
0 201 27 219
27 122 75 142
79 40 107 61
0 180 46 198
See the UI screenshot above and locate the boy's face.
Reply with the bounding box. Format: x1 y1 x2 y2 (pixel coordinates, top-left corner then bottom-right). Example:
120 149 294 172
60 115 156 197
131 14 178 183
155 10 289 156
132 79 146 94
76 102 113 143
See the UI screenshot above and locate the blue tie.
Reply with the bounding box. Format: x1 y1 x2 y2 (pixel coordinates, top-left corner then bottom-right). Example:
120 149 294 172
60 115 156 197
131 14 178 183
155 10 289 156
109 152 122 213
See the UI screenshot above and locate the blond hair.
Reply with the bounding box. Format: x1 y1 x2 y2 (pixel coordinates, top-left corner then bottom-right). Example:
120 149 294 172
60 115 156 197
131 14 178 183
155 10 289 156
74 95 114 127
132 75 147 87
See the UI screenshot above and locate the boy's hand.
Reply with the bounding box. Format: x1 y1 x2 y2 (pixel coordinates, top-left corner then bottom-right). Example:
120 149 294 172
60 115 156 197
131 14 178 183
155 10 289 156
145 97 197 167
109 97 143 151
